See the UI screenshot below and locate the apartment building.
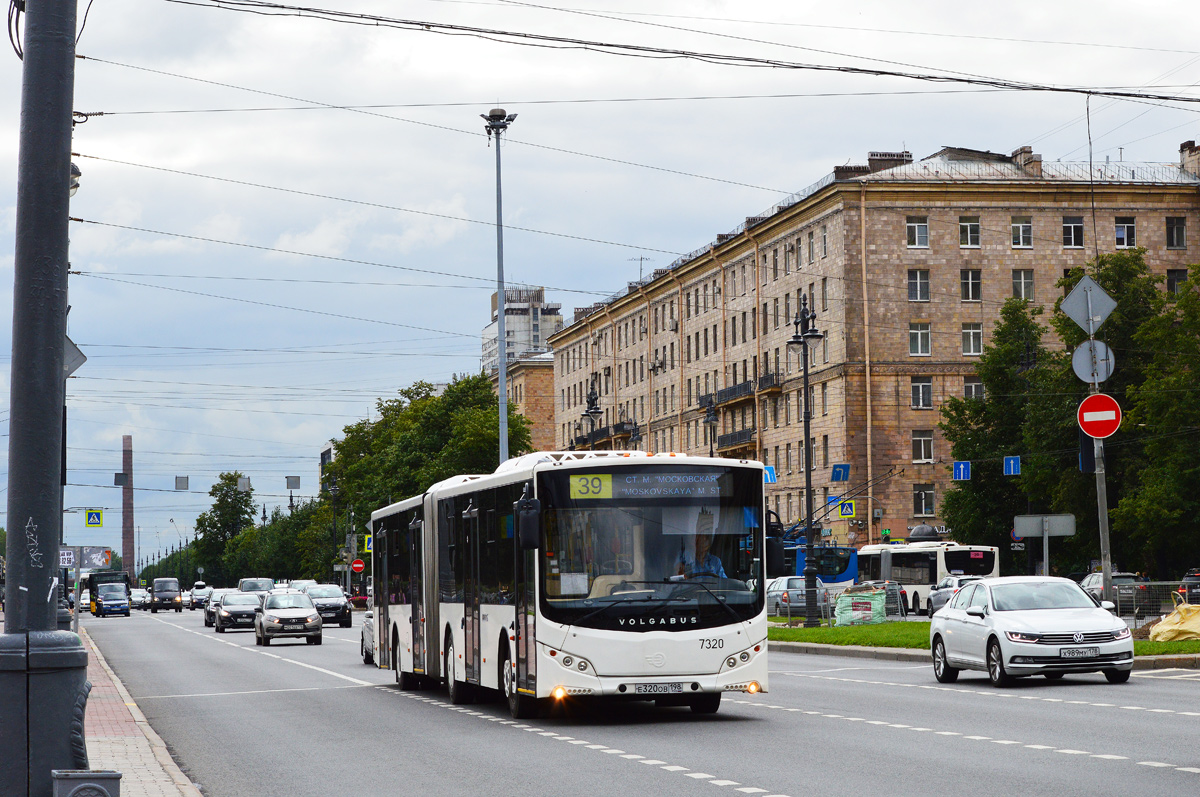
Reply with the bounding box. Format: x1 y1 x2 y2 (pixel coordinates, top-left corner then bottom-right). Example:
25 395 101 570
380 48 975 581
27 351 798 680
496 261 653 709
481 287 563 373
547 142 1200 546
490 351 557 453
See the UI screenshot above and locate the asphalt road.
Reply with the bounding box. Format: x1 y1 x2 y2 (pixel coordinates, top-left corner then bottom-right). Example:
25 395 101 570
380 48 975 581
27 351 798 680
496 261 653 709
83 610 1200 797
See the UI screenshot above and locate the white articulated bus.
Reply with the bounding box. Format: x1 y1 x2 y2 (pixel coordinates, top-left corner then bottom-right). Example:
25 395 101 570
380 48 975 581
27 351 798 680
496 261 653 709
370 451 777 718
858 540 1000 616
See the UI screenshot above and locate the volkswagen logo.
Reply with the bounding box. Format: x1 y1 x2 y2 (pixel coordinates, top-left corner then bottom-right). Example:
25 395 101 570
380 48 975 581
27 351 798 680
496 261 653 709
1072 632 1084 643
646 652 666 668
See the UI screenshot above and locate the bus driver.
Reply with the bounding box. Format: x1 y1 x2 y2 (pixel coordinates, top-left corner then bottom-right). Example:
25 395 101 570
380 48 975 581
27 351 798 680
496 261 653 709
676 507 727 579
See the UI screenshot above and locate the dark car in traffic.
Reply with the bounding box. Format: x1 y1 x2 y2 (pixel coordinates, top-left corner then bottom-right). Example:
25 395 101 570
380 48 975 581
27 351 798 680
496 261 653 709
150 577 182 613
190 582 214 611
303 584 352 628
214 592 262 632
1179 569 1200 604
1080 572 1150 613
204 588 237 627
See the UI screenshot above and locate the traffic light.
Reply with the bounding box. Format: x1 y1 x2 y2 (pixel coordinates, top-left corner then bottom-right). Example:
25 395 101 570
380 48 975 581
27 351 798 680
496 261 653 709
881 529 891 542
339 547 350 563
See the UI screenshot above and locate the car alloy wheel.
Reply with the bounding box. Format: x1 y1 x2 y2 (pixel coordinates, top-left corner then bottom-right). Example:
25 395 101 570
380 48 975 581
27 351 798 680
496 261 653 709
932 638 959 683
987 639 1011 687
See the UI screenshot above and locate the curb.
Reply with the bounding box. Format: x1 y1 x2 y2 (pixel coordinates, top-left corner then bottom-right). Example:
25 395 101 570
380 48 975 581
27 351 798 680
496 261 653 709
82 627 205 797
767 640 1200 669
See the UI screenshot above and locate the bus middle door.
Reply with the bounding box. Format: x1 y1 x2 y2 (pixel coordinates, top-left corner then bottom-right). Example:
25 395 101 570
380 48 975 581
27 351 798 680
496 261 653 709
409 517 425 674
463 498 481 684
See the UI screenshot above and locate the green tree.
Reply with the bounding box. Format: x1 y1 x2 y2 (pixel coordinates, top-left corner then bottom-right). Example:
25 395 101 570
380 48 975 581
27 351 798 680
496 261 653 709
1112 262 1200 573
193 472 255 585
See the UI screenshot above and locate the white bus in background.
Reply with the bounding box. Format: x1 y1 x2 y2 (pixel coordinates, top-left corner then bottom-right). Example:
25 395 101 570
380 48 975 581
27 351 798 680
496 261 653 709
370 451 780 718
857 541 999 616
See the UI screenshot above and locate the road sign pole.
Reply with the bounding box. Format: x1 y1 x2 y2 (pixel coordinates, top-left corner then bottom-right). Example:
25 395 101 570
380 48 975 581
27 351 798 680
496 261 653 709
1094 434 1113 601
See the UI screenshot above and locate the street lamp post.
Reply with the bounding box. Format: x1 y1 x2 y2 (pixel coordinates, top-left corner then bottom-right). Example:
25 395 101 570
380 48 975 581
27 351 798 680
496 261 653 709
582 378 602 450
482 108 518 465
628 419 642 451
703 399 719 458
787 295 825 628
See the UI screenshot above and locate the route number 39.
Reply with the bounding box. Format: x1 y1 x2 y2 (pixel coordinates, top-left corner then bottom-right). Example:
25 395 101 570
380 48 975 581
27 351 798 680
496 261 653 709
569 473 612 499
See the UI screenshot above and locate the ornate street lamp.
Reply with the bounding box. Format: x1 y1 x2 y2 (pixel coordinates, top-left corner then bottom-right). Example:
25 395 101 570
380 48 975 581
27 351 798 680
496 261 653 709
703 398 719 458
582 377 602 449
787 294 825 628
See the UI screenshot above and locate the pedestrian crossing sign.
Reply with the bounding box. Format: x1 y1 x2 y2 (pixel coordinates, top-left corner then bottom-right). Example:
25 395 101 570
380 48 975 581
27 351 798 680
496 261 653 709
838 500 856 519
364 534 373 554
85 510 103 528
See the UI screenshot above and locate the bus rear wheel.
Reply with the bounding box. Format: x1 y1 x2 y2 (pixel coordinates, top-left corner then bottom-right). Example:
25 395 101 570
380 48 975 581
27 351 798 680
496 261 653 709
689 692 721 714
445 636 472 705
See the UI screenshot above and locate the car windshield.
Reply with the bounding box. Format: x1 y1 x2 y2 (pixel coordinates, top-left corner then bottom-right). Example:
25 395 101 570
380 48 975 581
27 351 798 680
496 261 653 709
1111 576 1137 584
265 594 314 610
306 587 342 598
155 580 179 591
222 594 260 606
991 581 1096 611
241 579 273 591
537 465 765 631
97 584 126 596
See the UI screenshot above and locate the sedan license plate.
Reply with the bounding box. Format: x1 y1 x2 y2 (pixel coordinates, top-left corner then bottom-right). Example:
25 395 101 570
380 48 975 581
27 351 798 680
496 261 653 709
284 624 303 631
321 612 336 617
1060 647 1099 658
633 683 682 695
236 617 252 624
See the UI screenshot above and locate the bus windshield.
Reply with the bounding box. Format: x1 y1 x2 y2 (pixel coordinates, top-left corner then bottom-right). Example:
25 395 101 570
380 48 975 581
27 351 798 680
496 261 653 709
538 465 763 631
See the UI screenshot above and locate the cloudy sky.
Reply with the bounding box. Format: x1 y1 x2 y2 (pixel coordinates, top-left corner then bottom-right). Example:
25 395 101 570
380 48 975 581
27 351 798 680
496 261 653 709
1 0 1197 563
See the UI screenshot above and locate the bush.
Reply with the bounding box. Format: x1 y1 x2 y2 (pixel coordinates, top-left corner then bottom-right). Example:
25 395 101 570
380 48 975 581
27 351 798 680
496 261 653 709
349 595 369 609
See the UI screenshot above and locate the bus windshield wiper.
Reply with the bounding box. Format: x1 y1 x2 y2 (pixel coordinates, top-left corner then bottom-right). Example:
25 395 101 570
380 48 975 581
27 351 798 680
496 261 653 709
668 580 746 626
572 582 684 626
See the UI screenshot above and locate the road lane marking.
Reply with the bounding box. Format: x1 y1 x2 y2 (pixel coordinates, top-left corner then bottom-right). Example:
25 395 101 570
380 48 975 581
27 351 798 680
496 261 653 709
1138 762 1174 767
139 684 371 699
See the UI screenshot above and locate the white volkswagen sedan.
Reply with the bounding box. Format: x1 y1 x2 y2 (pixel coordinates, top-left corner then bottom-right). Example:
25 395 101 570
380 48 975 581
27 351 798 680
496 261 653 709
929 576 1133 687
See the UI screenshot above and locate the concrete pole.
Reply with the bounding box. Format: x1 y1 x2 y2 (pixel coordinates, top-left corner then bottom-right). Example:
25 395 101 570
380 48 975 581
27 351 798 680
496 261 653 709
1 1 93 795
483 109 515 465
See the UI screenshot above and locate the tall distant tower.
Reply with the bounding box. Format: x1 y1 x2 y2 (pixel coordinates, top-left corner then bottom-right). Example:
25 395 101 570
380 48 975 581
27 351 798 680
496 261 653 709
122 435 134 580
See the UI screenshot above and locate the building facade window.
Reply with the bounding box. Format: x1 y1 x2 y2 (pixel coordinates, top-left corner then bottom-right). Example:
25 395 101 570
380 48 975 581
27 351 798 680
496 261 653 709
1167 217 1187 249
906 215 929 248
961 269 981 301
1063 216 1084 248
959 216 981 248
1012 269 1034 300
912 430 934 463
821 277 828 311
911 376 933 409
908 322 931 356
913 484 935 517
964 376 985 400
1167 269 1189 295
1011 215 1032 248
1115 216 1136 249
821 224 828 257
807 231 814 262
821 382 828 415
908 269 930 302
962 323 983 356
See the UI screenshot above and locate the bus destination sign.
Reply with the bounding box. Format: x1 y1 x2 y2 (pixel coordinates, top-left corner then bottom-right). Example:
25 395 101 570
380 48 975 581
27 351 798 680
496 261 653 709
569 472 723 500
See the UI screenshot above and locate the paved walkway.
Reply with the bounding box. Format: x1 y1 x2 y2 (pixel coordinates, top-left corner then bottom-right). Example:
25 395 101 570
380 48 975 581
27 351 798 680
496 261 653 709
0 609 199 797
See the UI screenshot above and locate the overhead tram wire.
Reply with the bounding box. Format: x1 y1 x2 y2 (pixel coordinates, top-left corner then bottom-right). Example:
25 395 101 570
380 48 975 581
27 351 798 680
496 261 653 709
162 1 1200 106
73 154 684 260
74 58 787 194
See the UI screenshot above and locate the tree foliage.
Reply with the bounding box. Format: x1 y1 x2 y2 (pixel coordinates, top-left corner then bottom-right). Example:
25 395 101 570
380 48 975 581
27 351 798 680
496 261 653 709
940 250 1199 578
193 471 256 585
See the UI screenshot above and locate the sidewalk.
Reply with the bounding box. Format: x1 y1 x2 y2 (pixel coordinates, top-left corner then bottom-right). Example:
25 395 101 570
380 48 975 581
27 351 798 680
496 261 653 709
81 624 203 796
769 640 1200 669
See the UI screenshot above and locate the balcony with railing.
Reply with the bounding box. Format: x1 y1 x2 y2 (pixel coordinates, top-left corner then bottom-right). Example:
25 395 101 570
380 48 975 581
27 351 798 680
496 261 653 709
717 427 756 451
757 372 782 393
716 379 755 406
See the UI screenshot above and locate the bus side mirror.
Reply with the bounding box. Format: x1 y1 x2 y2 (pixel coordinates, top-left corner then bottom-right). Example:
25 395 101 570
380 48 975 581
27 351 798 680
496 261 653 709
514 487 541 551
766 509 785 538
765 538 786 578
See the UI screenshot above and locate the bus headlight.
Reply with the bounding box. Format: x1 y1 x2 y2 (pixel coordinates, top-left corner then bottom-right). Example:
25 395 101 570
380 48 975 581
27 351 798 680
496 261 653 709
727 657 738 668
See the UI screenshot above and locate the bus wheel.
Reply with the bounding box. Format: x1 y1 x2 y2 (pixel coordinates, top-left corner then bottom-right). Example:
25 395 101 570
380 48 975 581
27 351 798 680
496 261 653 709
689 692 721 714
445 636 472 705
502 650 538 719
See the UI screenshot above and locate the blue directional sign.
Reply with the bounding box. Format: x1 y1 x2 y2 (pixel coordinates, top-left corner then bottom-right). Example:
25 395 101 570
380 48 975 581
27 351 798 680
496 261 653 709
763 465 777 484
1003 456 1021 476
830 463 851 482
826 495 843 506
952 461 972 481
85 510 103 528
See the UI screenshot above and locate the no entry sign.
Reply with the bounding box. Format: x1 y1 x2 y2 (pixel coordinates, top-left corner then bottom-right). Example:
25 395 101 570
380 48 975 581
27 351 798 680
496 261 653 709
1078 393 1121 439
350 558 365 573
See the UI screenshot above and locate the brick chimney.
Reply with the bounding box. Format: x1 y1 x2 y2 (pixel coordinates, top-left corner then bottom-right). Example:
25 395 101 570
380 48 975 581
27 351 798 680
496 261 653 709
1180 140 1200 178
1011 146 1043 177
833 164 871 180
867 151 913 172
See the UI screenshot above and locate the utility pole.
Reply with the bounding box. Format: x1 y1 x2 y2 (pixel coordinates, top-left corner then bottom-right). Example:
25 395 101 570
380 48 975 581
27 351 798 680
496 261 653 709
483 108 517 465
1 1 92 794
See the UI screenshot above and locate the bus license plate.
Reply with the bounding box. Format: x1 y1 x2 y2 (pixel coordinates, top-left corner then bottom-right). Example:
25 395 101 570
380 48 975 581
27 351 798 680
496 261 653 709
1060 647 1099 658
634 683 682 695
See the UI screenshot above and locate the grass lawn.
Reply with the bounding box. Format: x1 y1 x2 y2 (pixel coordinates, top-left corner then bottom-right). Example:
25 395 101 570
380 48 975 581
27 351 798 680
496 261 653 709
768 621 931 649
768 621 1200 657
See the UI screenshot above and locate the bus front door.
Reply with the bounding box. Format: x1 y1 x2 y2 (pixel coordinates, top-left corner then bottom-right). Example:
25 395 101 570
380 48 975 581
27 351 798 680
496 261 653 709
515 546 536 696
463 505 481 684
409 522 425 673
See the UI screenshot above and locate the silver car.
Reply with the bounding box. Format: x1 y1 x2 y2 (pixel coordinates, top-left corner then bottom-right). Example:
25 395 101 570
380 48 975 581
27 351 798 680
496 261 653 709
361 609 376 665
928 575 982 615
766 576 828 616
254 591 322 646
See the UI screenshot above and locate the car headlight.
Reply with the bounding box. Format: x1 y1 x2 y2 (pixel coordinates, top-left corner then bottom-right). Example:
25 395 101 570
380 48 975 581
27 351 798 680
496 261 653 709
219 609 231 617
264 614 280 623
307 614 320 623
174 597 181 602
1112 627 1131 640
1005 630 1041 643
